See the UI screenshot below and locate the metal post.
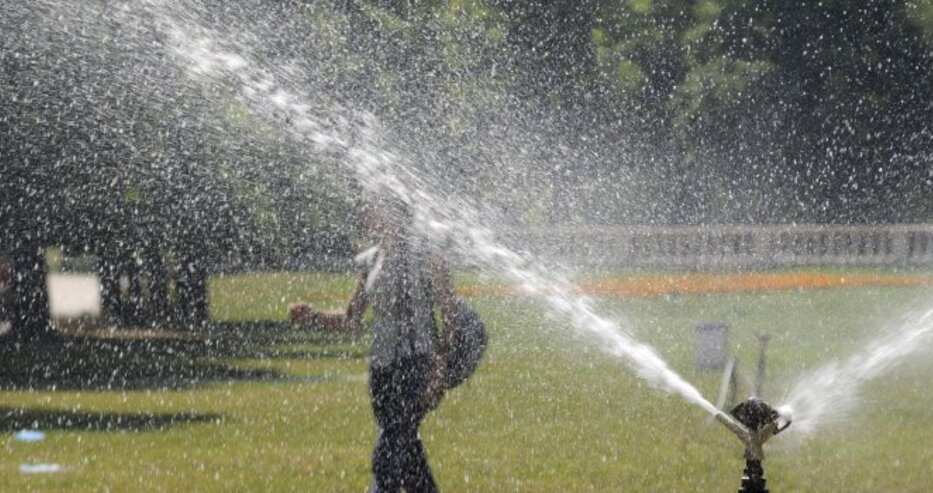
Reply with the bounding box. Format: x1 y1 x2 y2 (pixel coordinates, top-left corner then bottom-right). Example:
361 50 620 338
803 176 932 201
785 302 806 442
754 333 770 398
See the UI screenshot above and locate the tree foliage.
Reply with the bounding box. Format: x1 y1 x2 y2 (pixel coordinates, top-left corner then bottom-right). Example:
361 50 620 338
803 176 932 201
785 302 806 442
2 0 931 262
590 0 933 223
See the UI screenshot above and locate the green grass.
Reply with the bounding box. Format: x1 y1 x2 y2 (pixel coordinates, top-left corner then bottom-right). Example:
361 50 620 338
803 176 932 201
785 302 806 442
2 271 932 491
208 271 361 321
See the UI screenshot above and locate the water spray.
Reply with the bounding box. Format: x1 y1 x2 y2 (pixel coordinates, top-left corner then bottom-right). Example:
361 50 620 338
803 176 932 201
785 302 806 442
715 398 792 493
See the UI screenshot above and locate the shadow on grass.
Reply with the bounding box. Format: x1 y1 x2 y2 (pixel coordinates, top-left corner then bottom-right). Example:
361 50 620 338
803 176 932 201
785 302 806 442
0 321 368 391
0 406 222 432
243 348 370 360
203 321 370 361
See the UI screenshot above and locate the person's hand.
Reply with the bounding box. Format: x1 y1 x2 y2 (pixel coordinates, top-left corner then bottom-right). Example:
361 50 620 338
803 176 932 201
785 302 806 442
289 303 313 324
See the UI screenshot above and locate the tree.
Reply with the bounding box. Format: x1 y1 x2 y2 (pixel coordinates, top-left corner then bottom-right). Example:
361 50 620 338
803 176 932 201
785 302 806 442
590 0 933 223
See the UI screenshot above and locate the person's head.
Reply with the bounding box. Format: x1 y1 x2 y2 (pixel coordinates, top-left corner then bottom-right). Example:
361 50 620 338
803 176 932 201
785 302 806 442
357 190 412 245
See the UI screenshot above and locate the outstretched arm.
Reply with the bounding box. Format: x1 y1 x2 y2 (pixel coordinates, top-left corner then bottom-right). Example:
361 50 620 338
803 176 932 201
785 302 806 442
289 272 369 332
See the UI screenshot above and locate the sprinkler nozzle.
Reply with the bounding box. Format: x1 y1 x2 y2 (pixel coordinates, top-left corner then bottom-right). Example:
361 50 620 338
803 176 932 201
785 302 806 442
715 397 791 461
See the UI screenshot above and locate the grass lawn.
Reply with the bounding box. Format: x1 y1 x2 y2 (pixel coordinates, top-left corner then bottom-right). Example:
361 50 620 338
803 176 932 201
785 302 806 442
1 271 932 491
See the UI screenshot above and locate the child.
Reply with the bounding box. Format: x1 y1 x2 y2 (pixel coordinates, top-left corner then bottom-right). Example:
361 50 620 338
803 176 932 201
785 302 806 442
290 195 450 492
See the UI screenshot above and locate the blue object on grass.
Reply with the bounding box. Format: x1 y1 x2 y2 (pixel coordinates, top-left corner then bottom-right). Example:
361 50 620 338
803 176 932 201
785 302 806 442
19 463 64 474
14 430 46 442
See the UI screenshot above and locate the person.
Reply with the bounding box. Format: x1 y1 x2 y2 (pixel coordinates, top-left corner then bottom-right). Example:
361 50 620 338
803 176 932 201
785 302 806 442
290 195 459 492
0 260 11 295
0 259 11 325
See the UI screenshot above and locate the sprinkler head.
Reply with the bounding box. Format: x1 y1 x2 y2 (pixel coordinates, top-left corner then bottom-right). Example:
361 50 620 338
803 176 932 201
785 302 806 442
731 398 790 434
714 397 792 461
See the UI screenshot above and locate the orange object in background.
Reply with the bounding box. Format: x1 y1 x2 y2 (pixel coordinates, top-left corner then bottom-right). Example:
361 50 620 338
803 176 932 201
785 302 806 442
459 272 933 299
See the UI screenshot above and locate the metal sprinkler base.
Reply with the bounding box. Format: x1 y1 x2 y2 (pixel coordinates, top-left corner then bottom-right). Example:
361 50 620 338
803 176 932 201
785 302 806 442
738 459 767 493
714 397 791 493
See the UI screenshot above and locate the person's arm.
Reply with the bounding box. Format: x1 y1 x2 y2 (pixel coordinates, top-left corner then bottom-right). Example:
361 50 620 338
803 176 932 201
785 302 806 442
289 273 368 332
433 258 463 348
423 258 459 408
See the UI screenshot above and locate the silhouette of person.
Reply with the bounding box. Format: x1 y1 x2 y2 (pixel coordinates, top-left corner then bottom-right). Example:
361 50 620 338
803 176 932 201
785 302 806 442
290 194 455 492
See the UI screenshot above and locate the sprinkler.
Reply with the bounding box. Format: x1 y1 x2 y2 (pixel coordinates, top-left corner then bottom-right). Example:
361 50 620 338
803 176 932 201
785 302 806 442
715 398 792 493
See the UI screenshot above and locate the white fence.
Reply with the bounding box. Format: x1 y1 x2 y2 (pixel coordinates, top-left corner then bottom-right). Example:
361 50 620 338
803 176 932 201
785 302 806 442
512 224 933 269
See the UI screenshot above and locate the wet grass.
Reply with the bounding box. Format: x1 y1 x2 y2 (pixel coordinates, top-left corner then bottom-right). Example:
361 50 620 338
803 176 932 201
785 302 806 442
208 271 361 322
1 271 932 491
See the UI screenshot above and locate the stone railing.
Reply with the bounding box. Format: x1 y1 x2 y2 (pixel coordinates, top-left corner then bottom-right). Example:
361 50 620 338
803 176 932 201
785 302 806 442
510 224 933 269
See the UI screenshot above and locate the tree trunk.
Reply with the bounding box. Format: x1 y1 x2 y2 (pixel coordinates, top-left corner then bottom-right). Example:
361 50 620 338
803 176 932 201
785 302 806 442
143 247 169 326
176 249 208 328
9 242 53 340
121 251 143 327
98 255 122 324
